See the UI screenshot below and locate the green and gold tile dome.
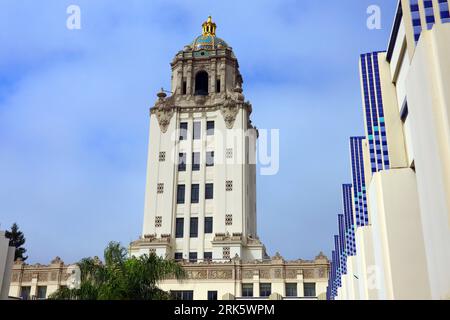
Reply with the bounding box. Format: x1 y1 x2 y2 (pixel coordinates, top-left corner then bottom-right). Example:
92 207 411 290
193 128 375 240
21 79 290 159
191 16 229 51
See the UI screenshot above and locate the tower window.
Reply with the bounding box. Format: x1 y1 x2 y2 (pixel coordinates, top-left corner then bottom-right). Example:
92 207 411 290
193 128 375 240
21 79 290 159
157 183 164 194
159 152 166 162
192 152 200 171
190 218 198 238
206 151 214 167
226 180 233 191
205 217 213 234
182 80 187 95
195 71 209 96
207 121 215 135
189 252 198 263
204 252 213 261
178 153 187 172
205 183 214 199
225 214 233 226
191 184 200 203
193 121 201 140
177 185 186 204
179 122 188 141
216 79 221 93
176 218 184 238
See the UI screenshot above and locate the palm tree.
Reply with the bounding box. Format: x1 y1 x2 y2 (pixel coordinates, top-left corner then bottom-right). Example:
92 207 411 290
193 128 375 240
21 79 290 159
49 242 186 300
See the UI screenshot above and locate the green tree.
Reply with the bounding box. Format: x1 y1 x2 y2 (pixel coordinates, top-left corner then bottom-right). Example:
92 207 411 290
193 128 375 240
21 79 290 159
5 223 28 261
49 241 186 300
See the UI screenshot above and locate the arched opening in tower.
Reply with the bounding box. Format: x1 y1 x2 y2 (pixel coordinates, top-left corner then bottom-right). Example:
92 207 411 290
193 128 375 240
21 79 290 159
195 71 209 96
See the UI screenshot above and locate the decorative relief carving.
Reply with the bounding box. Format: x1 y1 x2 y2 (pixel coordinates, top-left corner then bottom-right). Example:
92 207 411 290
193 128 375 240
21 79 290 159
220 97 239 129
303 269 315 279
11 271 20 283
286 269 297 279
243 270 253 279
260 269 270 279
208 270 233 280
22 272 32 282
273 268 283 279
187 270 207 280
39 272 49 281
152 90 175 133
51 271 58 281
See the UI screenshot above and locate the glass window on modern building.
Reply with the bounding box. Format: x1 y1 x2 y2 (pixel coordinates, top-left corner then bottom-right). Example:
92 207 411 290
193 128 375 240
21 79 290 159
207 121 215 136
193 121 201 140
176 218 184 238
192 152 200 171
205 183 214 200
190 217 198 238
207 291 218 300
189 252 197 263
204 217 213 234
260 283 271 297
179 122 188 141
304 283 316 297
285 283 297 297
206 151 214 167
242 283 254 297
191 184 200 203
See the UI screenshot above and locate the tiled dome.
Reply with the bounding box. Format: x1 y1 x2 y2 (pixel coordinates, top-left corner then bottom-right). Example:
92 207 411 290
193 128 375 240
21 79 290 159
190 16 229 51
192 34 228 51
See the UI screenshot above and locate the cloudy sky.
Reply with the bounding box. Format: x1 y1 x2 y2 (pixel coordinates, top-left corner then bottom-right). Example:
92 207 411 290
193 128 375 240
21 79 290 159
0 0 397 264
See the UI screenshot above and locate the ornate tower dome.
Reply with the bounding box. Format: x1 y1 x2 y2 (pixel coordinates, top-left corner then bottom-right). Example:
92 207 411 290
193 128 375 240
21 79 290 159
191 16 229 51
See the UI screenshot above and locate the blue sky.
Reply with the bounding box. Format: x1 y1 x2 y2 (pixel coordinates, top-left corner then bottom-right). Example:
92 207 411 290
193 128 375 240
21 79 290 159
0 0 397 264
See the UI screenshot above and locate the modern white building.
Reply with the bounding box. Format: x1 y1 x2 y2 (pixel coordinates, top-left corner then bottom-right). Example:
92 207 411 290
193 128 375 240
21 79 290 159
0 230 15 300
329 0 450 300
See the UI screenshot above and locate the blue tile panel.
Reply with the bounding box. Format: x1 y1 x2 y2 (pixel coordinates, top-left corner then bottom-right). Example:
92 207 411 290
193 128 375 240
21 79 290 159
350 137 369 227
439 0 450 23
410 0 423 42
338 214 347 276
423 0 436 30
343 184 357 256
360 52 390 174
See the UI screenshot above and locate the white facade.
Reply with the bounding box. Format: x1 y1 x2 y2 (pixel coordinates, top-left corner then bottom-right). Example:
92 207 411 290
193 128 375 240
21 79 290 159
130 17 265 263
0 231 15 300
331 0 450 300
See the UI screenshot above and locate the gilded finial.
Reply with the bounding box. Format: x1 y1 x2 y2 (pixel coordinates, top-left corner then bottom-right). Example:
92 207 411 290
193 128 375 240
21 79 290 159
202 16 216 36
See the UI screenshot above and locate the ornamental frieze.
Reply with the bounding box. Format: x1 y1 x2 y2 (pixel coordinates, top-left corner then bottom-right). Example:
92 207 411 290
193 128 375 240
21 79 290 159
208 270 233 280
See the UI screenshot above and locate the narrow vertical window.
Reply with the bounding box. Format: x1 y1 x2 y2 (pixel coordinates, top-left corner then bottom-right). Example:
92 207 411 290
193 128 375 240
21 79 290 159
205 183 214 200
182 80 187 95
178 153 186 172
179 122 188 141
175 218 184 238
192 152 200 171
191 184 200 203
190 218 198 238
207 121 215 136
216 79 221 93
193 121 201 140
206 151 214 167
177 185 186 204
204 217 213 233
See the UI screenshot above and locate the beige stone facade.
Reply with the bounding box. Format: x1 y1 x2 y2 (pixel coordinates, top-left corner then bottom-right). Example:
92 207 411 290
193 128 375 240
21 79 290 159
7 253 329 300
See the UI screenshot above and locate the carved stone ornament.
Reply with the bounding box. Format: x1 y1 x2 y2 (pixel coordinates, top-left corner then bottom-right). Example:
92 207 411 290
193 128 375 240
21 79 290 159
153 89 175 133
220 95 239 129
